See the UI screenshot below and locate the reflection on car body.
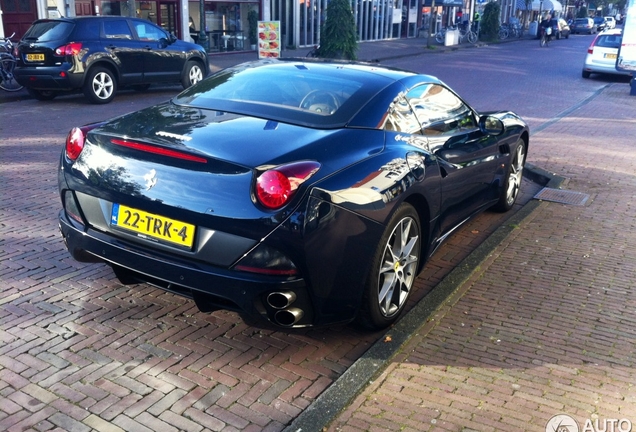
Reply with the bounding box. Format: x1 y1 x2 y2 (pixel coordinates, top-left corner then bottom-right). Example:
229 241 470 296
58 59 529 330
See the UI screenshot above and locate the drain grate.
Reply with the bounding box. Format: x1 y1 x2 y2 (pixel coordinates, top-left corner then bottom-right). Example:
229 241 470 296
533 188 590 206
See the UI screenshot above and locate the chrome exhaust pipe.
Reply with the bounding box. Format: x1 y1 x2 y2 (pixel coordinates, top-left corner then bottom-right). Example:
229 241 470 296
274 308 304 327
267 291 297 309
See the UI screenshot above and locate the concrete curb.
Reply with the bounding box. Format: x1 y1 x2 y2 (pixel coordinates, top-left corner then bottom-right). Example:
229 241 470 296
282 165 566 432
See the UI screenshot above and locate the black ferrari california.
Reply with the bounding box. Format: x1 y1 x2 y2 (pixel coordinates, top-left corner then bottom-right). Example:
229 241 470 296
58 59 529 330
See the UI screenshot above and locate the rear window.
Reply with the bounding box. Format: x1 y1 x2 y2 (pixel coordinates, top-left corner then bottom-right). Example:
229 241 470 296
174 60 391 128
575 19 589 24
22 21 73 42
595 34 622 49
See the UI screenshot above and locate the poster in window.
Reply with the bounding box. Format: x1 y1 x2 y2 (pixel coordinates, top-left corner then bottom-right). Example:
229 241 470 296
257 21 281 59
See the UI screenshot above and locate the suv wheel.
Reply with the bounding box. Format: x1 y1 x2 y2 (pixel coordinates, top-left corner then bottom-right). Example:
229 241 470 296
83 66 117 104
181 61 204 89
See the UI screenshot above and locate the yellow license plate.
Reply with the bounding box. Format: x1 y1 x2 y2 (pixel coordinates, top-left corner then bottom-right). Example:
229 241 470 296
111 203 195 248
605 53 617 59
26 53 45 61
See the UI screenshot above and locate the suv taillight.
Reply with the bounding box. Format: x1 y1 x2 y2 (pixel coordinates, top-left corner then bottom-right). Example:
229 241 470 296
55 42 82 56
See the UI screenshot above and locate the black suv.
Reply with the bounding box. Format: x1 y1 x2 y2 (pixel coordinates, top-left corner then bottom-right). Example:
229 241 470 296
14 16 209 104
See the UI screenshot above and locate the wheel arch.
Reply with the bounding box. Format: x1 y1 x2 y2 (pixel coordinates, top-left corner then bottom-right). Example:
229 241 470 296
82 60 120 87
184 55 208 76
401 193 432 271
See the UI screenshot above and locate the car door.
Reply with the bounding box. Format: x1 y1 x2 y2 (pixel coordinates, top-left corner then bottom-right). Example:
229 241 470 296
101 18 144 85
405 83 501 234
130 19 183 83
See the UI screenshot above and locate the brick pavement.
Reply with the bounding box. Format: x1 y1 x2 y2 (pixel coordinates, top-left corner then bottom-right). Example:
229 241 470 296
324 83 636 431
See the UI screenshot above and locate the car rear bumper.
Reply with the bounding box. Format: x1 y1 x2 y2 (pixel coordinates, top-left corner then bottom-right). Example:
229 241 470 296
14 65 83 90
583 60 633 76
58 210 323 328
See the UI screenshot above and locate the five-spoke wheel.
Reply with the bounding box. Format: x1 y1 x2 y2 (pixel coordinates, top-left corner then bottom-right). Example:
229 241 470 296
493 140 526 212
358 203 421 330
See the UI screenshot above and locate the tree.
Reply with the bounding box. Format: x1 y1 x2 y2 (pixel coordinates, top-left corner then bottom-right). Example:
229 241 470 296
479 1 501 41
317 0 358 60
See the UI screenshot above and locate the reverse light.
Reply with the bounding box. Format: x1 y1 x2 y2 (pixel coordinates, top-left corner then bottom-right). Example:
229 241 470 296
65 123 104 161
255 161 320 210
55 42 82 56
233 244 299 276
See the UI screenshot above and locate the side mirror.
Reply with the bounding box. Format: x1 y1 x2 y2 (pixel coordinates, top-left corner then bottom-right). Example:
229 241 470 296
479 115 505 136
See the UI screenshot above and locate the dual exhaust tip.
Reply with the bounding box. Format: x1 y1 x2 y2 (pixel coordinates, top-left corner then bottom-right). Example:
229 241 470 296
267 291 304 327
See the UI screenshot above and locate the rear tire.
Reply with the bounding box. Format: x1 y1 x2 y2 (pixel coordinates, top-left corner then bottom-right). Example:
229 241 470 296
582 70 591 78
357 203 421 330
83 66 116 104
27 88 58 101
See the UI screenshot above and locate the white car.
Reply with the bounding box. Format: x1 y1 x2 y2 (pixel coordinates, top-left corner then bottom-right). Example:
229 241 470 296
604 16 616 29
582 29 632 79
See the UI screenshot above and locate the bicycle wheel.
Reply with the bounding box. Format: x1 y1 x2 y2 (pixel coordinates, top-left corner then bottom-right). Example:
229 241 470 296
498 28 509 40
435 30 445 44
0 57 24 92
540 34 547 47
467 30 478 44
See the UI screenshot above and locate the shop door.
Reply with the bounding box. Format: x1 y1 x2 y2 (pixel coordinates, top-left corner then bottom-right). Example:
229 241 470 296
75 0 95 15
159 3 179 38
0 0 38 39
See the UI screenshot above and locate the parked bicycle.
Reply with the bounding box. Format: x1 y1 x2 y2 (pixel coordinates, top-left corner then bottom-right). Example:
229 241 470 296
498 25 510 40
501 22 523 39
435 25 478 45
435 28 447 44
0 33 24 92
307 45 320 57
459 26 478 44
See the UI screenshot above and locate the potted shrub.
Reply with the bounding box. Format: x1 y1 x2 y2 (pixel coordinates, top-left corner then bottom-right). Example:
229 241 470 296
317 0 358 60
248 9 259 50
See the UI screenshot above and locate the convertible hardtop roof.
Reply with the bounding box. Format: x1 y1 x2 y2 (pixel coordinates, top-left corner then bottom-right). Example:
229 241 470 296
174 58 443 129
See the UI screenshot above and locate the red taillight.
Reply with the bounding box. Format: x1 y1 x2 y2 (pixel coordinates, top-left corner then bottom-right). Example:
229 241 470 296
65 128 86 161
588 35 600 54
255 161 321 210
55 42 82 56
110 139 207 163
65 123 104 161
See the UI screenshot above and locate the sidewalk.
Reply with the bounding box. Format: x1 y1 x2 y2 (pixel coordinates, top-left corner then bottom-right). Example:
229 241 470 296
293 81 636 431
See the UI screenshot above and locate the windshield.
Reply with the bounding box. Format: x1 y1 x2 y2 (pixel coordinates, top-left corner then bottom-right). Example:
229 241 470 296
173 60 394 128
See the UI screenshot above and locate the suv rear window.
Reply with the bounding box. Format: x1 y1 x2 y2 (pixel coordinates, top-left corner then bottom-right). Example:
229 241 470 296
22 21 73 42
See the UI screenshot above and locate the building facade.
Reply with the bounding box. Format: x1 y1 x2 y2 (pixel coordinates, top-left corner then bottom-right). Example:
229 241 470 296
2 0 490 51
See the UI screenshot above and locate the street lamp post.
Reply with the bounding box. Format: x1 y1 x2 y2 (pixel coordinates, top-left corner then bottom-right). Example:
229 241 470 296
198 0 209 50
